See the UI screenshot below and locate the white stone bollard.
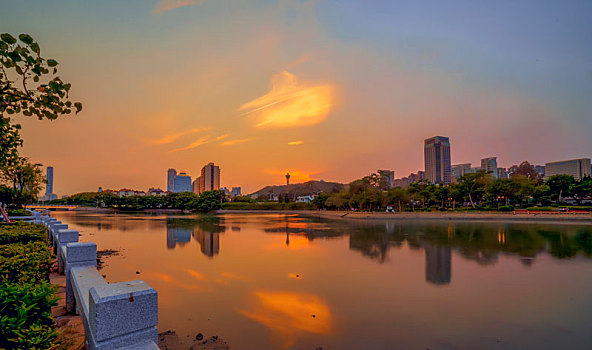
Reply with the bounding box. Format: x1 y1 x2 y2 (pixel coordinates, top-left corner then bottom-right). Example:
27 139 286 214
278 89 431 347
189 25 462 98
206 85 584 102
65 242 97 314
57 229 80 274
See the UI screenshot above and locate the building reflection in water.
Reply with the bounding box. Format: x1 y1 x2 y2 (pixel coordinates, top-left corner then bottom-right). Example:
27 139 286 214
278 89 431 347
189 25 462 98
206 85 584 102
166 226 191 249
193 228 220 257
166 218 226 257
424 244 451 285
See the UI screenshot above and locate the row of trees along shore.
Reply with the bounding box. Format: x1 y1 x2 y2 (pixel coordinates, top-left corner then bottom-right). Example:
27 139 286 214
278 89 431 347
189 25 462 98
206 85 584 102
312 161 592 212
50 161 592 213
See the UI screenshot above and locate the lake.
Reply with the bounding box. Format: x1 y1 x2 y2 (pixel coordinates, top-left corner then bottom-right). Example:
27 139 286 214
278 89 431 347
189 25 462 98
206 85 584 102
52 212 592 350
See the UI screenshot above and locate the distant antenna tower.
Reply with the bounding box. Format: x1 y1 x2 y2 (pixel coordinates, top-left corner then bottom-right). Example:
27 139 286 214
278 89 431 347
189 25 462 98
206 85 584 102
286 173 290 186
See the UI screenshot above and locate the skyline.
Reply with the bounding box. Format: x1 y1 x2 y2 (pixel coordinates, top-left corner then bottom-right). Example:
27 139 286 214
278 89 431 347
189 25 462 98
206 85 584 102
3 0 592 194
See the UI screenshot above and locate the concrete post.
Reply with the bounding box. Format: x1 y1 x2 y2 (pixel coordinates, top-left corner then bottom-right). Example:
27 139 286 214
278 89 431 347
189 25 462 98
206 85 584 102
57 229 79 274
52 224 68 253
65 242 97 313
88 281 158 349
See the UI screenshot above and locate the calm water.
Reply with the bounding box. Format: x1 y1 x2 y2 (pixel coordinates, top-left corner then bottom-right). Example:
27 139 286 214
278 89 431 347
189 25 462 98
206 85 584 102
53 212 592 350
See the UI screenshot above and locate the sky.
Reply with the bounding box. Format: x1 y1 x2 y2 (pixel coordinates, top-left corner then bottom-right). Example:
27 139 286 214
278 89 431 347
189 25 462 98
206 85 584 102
2 0 592 195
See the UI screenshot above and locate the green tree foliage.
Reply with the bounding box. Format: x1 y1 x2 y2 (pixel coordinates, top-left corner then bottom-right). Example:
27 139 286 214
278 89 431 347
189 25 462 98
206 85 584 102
456 170 492 208
0 158 46 208
546 174 575 202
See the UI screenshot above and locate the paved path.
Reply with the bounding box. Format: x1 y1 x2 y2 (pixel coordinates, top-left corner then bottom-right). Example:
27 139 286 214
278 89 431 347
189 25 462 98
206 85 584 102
50 262 86 349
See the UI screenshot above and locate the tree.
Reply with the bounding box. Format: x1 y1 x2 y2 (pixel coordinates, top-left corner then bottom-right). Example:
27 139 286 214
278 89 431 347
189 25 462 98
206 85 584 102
546 174 575 202
312 192 330 209
571 176 592 205
510 161 539 181
457 170 492 208
407 180 436 208
0 157 46 208
386 187 410 212
1 33 82 168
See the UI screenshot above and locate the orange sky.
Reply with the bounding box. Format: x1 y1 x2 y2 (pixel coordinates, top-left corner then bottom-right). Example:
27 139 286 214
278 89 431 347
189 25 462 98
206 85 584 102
5 0 592 195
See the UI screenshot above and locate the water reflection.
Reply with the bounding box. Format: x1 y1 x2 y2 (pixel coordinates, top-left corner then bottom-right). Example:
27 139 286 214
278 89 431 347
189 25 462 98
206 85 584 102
424 244 451 285
238 291 331 349
165 217 226 257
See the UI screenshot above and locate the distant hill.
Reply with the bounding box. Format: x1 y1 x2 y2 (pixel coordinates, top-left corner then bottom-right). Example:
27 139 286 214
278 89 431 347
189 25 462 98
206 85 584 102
250 180 345 199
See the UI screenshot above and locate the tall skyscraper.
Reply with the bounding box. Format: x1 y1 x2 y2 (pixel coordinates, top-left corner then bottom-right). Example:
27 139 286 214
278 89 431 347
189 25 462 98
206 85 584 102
545 158 591 180
46 166 54 195
167 168 177 192
480 157 498 178
424 136 451 184
200 163 220 193
173 172 192 193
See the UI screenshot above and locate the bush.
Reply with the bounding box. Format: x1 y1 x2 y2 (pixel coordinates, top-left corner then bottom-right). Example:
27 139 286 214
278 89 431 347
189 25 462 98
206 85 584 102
0 223 60 349
0 223 47 245
498 205 515 212
6 209 31 216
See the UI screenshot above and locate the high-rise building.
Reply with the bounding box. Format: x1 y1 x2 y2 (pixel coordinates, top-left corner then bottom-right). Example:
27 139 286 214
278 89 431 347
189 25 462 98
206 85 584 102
46 166 54 195
192 179 199 194
424 136 451 184
480 157 498 178
167 168 176 192
534 165 546 178
173 172 192 193
545 158 591 180
497 167 509 179
231 187 242 197
377 170 395 189
451 163 471 182
200 163 220 193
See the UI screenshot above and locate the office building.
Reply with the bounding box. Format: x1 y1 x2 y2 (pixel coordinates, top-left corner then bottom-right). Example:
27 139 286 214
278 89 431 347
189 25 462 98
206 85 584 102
167 168 176 192
231 187 242 197
173 172 192 193
480 157 498 178
497 168 509 179
200 163 220 193
46 166 54 195
452 163 471 182
192 178 199 194
424 136 452 184
545 158 591 180
42 166 58 201
378 170 395 189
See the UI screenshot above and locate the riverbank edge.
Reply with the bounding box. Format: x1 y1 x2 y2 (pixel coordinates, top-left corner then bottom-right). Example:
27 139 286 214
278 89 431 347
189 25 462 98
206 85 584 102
216 209 592 225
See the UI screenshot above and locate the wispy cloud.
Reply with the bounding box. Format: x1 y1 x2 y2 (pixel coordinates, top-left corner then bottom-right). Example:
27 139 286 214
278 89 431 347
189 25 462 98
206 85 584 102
221 138 255 146
170 136 211 152
288 140 303 145
154 0 207 14
238 71 336 128
215 134 230 141
147 127 208 145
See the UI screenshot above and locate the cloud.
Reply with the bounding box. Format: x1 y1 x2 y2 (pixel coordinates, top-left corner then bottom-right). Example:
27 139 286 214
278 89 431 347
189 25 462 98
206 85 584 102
147 127 208 145
287 141 303 145
154 0 207 14
221 138 255 146
170 136 211 152
238 71 336 128
215 134 230 141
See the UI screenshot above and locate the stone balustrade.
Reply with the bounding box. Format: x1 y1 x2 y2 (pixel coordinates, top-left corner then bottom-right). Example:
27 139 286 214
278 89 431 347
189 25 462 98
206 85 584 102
38 212 159 350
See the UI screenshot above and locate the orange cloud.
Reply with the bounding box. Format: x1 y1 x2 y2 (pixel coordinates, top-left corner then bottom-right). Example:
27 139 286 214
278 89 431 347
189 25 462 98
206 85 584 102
146 127 208 145
238 71 336 128
154 0 207 14
221 138 255 146
170 136 211 152
287 140 303 145
215 134 230 141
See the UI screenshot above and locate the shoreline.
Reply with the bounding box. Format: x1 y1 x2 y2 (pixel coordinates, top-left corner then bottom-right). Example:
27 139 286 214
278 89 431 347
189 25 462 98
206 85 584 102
217 209 592 225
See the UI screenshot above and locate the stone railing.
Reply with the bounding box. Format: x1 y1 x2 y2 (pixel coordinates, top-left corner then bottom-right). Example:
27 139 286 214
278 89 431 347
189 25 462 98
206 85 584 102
38 212 159 350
